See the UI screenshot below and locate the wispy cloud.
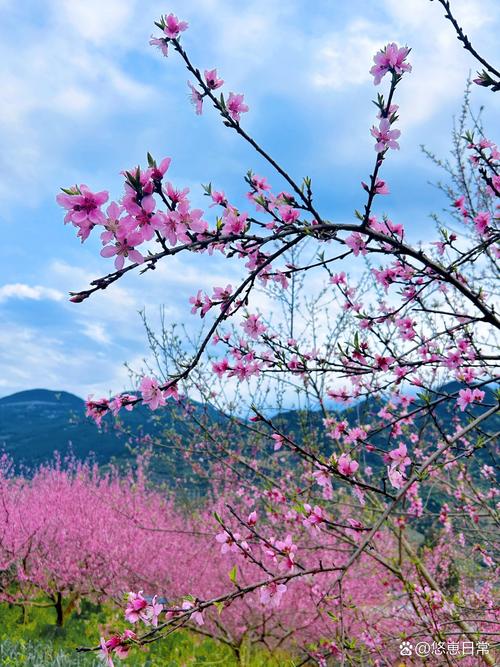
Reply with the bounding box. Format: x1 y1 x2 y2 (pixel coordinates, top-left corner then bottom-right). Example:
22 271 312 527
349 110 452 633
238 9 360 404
0 283 64 304
81 322 111 346
0 0 153 206
0 322 133 397
312 20 383 90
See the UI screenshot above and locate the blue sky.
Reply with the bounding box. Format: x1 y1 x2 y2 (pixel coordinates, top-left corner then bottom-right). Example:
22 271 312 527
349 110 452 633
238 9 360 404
1 0 499 398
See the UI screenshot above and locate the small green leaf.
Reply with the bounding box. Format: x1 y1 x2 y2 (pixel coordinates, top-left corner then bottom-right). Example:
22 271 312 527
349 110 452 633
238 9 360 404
61 185 81 195
214 600 225 615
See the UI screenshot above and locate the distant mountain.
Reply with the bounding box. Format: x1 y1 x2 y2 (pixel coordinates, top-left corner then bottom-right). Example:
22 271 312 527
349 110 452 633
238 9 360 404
0 384 497 474
0 389 177 469
271 381 499 465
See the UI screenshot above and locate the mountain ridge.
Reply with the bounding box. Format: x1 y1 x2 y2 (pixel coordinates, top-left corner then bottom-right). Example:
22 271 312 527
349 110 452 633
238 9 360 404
1 386 497 472
0 388 84 406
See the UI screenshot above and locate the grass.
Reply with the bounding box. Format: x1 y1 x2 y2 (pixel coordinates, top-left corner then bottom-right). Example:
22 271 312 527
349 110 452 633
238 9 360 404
0 601 299 666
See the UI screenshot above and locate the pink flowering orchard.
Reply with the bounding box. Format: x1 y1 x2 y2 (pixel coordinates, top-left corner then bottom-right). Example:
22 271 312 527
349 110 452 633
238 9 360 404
53 6 499 667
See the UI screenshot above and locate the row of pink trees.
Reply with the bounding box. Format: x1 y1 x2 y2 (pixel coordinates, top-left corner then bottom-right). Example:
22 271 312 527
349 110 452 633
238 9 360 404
0 453 177 625
0 453 431 663
56 4 498 666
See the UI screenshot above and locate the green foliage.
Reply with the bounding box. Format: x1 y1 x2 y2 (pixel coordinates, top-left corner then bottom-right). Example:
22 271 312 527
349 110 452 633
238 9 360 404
0 602 295 666
228 564 238 585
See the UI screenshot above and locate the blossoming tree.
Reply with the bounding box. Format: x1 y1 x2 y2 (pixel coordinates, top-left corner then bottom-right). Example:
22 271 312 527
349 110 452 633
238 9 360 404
57 6 498 666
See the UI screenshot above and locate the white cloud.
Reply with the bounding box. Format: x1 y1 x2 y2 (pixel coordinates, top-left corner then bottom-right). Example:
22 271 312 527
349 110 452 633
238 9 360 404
52 0 135 45
0 0 153 206
2 0 498 206
310 0 500 130
0 283 64 304
81 322 111 345
0 322 133 398
383 0 492 31
312 21 383 90
1 0 499 402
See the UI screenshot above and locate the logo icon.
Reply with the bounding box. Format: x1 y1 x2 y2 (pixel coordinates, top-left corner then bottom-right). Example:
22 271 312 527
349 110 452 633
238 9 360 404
399 641 413 656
